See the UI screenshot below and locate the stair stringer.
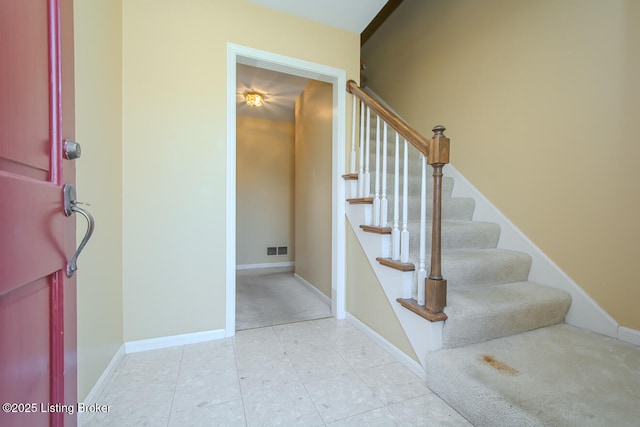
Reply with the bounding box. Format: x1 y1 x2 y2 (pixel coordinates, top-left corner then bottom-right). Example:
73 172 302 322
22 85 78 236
444 163 621 339
346 202 444 369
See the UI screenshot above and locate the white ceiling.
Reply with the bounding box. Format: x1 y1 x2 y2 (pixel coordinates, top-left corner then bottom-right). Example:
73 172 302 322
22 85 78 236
247 0 388 33
237 0 388 122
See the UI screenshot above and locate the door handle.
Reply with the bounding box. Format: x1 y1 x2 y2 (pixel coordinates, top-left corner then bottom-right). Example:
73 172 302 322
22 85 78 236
63 184 95 278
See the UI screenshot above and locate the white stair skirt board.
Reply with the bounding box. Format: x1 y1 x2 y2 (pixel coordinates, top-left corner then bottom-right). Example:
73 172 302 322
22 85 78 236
346 312 426 381
619 326 640 347
347 203 443 368
124 329 226 354
79 344 125 425
236 262 295 270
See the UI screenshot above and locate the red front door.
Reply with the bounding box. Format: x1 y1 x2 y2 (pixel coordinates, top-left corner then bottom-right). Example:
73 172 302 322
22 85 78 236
0 1 77 426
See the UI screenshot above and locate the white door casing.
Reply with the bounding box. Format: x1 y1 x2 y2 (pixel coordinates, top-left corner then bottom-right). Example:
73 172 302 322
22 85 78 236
226 43 347 336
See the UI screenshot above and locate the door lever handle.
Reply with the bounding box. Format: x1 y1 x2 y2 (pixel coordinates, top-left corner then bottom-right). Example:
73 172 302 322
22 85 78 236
63 184 95 278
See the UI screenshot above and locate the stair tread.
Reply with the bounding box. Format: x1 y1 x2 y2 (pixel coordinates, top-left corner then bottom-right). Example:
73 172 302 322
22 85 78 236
425 324 640 427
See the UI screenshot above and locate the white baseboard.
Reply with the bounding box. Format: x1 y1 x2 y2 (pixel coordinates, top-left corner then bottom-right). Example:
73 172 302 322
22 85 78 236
346 312 426 381
79 344 125 426
618 326 640 347
124 329 226 353
294 273 331 306
236 261 295 270
80 329 228 424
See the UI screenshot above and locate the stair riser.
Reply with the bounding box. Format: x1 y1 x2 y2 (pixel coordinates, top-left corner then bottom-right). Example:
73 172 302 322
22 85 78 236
444 301 569 348
442 282 572 348
376 197 475 222
404 221 501 251
386 197 475 221
393 250 531 289
365 174 455 198
364 126 420 154
437 251 532 288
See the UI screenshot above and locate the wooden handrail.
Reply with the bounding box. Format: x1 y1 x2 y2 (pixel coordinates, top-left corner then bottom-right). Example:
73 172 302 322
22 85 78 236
347 80 430 158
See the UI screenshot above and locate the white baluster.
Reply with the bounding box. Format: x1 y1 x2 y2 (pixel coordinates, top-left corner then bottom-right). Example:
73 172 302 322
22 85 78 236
417 155 427 306
373 115 381 227
380 122 388 227
357 100 365 198
350 95 357 173
400 138 410 263
392 132 400 260
364 106 371 199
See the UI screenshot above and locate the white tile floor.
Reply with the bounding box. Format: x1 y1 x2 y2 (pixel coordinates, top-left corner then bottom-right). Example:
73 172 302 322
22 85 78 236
83 318 471 426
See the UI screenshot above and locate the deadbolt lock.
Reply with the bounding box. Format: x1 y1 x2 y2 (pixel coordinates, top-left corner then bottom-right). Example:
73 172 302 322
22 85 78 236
64 140 82 160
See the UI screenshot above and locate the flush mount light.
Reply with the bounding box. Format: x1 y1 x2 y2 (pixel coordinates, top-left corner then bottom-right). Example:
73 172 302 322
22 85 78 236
245 92 264 107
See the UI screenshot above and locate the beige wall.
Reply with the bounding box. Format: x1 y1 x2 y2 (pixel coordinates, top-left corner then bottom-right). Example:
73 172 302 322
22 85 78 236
294 81 333 297
121 0 359 341
74 0 123 400
362 0 640 329
346 227 418 362
236 116 295 266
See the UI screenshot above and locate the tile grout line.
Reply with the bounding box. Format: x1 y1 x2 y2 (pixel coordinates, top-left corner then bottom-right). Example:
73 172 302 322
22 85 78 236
230 338 250 427
334 341 390 423
317 320 417 425
272 324 327 425
164 345 185 427
288 320 389 425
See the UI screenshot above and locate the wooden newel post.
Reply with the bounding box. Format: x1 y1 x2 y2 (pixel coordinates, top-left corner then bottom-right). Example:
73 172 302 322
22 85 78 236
425 125 450 314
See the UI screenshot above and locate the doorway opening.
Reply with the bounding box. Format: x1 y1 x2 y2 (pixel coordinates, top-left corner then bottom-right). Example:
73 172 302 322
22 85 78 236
226 44 347 336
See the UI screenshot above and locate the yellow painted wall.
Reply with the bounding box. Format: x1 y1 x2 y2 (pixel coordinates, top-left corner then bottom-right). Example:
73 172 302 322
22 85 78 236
236 116 294 266
74 0 123 400
294 81 333 297
362 0 640 329
346 227 418 362
121 0 359 341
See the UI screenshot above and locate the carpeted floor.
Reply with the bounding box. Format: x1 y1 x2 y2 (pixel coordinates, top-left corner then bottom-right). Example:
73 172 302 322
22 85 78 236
236 267 332 330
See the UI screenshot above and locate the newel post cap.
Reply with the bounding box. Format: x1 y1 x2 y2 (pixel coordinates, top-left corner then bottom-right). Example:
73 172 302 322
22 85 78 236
427 125 450 165
432 125 446 137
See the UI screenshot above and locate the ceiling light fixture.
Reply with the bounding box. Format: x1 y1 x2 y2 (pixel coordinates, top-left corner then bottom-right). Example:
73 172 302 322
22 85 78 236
245 92 264 107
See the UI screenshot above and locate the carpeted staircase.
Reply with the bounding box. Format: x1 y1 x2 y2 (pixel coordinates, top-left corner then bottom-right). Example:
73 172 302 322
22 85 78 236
346 123 640 426
349 125 573 349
